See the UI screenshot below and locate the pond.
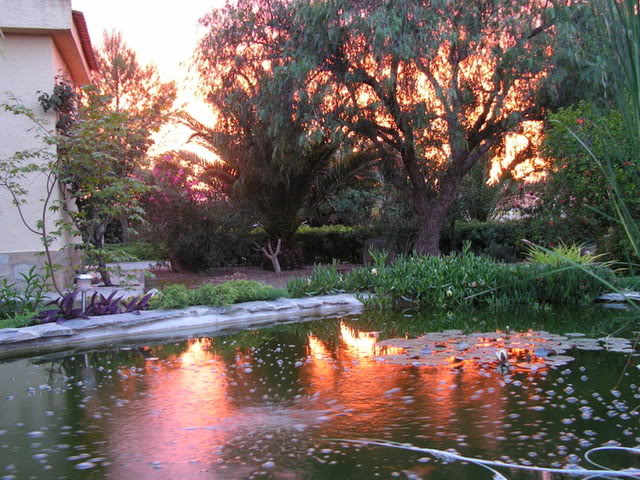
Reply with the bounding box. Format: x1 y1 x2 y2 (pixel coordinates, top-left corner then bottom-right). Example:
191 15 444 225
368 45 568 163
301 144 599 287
0 307 639 479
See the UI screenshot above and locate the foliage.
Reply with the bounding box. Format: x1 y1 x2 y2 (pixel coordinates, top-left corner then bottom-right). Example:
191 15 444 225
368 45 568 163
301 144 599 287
525 242 609 267
0 311 38 330
190 283 238 307
91 31 176 243
92 31 176 135
36 291 87 324
189 6 377 264
0 97 69 293
51 85 151 284
220 0 596 254
121 293 154 313
146 216 374 272
594 0 640 266
223 280 286 303
149 284 192 310
1 72 157 290
445 220 523 262
150 280 287 310
310 186 381 227
104 242 167 262
454 162 523 223
287 250 615 309
296 225 369 264
0 267 50 320
138 153 258 272
85 291 124 316
540 103 639 262
616 276 640 291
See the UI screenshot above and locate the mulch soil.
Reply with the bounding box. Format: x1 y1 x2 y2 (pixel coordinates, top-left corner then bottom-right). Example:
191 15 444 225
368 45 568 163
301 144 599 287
147 264 361 290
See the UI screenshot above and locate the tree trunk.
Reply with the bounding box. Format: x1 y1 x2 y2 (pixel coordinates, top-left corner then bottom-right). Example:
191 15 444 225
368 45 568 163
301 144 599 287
258 239 282 273
92 224 113 286
97 258 113 286
414 205 448 256
413 179 461 257
120 214 130 243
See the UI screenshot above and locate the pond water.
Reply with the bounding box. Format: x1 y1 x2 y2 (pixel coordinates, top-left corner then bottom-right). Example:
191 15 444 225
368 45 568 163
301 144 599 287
0 307 639 479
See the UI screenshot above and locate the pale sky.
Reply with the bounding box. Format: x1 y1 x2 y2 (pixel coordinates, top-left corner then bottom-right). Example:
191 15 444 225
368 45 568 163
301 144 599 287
72 0 225 156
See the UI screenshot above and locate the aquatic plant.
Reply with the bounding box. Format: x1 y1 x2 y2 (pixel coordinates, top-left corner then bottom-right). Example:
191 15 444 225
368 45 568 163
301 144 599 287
287 251 614 309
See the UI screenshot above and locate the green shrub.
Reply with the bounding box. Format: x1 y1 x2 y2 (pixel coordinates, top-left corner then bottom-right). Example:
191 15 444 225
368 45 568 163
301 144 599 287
446 219 591 262
537 103 640 263
191 283 237 307
296 225 369 263
0 311 38 329
0 267 49 320
446 220 523 262
171 229 264 271
616 276 640 290
105 242 168 262
167 225 372 272
150 284 192 309
150 280 287 310
222 280 286 302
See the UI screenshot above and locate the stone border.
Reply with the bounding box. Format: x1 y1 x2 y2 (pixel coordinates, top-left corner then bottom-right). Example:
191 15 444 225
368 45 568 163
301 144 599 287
0 294 364 359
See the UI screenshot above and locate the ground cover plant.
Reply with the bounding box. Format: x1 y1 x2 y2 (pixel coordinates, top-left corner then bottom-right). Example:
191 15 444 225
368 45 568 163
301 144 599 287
149 280 287 310
0 267 50 329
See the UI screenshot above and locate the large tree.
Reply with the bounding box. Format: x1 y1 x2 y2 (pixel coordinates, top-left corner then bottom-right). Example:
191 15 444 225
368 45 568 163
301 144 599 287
92 31 177 241
93 31 176 134
208 0 593 254
187 5 375 268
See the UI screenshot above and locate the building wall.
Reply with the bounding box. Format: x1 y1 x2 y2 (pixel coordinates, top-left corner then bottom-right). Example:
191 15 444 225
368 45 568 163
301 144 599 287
0 0 72 31
0 33 76 286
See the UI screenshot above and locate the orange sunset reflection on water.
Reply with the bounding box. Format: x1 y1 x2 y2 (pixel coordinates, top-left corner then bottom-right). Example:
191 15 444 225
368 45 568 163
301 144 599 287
75 322 603 478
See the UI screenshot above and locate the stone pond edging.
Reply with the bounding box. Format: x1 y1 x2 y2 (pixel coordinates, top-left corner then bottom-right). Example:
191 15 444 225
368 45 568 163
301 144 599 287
0 294 364 359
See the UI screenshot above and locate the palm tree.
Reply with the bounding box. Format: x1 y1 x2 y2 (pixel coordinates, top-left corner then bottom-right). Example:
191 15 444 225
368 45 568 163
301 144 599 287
177 121 375 269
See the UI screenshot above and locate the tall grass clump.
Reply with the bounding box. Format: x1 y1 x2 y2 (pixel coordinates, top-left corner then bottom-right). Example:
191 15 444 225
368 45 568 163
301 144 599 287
534 0 640 329
524 242 611 267
582 0 640 262
287 249 613 309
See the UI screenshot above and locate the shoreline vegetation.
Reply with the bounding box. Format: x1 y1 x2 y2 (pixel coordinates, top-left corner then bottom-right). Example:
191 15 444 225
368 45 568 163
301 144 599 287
1 248 636 331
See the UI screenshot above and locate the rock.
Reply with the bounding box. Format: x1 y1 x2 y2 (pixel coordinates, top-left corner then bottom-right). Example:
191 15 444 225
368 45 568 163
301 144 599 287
0 329 41 344
35 323 74 337
595 291 640 303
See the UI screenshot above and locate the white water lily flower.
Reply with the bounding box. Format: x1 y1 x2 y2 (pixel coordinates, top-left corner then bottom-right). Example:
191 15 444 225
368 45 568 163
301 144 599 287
495 349 509 363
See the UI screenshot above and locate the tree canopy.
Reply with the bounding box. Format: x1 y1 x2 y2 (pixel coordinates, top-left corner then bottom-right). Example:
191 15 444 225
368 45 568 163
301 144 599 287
186 4 376 266
194 0 596 254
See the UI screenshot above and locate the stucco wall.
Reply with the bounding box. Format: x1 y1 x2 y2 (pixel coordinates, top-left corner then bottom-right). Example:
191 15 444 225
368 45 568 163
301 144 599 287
53 42 72 79
0 34 71 262
0 0 72 31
